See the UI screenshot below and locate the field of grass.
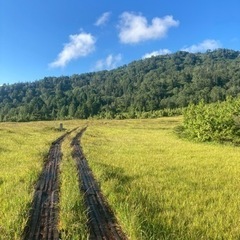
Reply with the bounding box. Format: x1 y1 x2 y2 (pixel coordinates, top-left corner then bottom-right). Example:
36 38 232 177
59 129 89 240
82 117 240 239
0 121 66 239
1 117 240 239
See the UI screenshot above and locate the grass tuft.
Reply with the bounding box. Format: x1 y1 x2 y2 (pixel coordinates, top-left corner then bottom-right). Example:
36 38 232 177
59 130 89 240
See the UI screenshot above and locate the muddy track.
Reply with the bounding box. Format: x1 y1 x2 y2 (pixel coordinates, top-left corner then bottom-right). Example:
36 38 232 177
23 131 71 240
71 128 128 240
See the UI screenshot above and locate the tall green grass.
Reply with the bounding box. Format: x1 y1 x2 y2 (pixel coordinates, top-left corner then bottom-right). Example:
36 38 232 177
82 117 240 239
59 130 89 240
2 118 240 239
0 121 66 239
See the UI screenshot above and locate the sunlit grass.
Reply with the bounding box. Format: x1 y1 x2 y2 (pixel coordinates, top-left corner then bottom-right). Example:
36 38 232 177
0 121 69 239
82 117 240 239
59 129 89 240
2 117 240 239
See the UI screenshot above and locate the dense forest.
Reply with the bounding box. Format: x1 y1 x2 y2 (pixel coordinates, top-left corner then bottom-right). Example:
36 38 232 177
0 48 240 121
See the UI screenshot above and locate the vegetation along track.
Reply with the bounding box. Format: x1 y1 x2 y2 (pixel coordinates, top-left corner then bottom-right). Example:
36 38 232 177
23 130 73 240
71 127 128 240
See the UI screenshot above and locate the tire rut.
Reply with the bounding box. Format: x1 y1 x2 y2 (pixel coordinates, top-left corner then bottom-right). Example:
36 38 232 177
23 131 71 240
71 127 128 240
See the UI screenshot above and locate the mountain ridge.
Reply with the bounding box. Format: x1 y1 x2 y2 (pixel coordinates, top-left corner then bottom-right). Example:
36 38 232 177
0 48 240 121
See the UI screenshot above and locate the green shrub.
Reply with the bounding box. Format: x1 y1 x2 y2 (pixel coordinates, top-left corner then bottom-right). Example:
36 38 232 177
183 97 240 143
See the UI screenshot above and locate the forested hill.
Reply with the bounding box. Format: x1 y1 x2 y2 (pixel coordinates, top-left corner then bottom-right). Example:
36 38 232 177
1 48 240 121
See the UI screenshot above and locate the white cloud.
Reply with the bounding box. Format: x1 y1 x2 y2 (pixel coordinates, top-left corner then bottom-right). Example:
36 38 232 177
95 12 111 26
181 39 221 53
49 32 96 68
142 49 171 59
95 54 122 71
118 12 179 44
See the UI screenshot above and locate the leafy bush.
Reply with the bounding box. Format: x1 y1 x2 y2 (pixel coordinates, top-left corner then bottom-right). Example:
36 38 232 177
183 97 240 143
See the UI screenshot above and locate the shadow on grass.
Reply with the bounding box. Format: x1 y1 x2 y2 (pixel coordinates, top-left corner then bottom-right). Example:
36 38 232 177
0 146 9 153
0 177 3 186
92 162 180 239
92 162 138 195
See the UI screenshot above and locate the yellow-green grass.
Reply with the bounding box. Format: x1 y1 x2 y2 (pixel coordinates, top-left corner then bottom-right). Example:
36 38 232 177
2 117 240 239
0 121 74 239
82 117 240 239
59 129 89 240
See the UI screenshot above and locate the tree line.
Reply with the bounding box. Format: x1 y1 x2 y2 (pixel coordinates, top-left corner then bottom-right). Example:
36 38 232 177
0 48 240 121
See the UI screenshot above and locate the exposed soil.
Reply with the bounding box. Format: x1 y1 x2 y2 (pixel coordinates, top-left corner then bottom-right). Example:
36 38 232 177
23 132 69 240
23 127 127 240
71 128 128 240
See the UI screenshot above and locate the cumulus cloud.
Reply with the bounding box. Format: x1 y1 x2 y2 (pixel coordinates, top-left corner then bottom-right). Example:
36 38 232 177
49 32 96 68
95 12 111 26
95 54 122 71
181 39 221 53
118 12 179 44
142 49 171 59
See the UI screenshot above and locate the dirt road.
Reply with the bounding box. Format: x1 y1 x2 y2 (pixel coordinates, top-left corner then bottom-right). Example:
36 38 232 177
71 128 128 240
23 127 127 239
23 132 69 240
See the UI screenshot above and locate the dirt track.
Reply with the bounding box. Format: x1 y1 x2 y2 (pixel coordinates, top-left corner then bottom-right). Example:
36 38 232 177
23 132 69 240
71 128 128 240
23 127 127 240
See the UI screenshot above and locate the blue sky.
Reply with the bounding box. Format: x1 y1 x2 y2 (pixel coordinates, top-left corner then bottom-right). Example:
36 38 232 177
1 0 240 84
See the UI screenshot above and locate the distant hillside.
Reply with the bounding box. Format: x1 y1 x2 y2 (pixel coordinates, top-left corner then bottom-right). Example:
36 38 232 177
0 48 240 121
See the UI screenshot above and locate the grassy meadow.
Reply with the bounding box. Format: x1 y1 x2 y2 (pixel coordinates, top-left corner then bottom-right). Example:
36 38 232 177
1 117 240 239
82 117 240 239
0 121 66 239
